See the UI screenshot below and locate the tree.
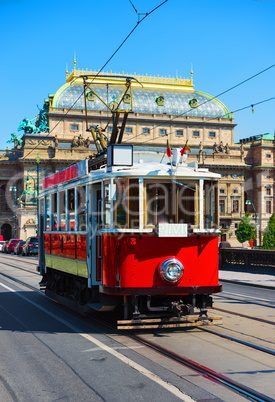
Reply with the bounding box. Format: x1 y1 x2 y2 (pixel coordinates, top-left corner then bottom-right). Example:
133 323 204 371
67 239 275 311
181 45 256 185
236 212 255 244
262 214 275 250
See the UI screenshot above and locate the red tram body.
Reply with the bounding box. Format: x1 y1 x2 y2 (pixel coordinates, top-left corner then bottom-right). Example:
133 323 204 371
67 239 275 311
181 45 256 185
38 146 222 328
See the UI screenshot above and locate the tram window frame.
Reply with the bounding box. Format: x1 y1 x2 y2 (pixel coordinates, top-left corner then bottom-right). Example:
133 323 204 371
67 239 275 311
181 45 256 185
52 193 58 231
39 197 45 231
77 185 87 232
45 195 51 231
112 178 140 229
59 190 66 231
144 180 198 227
103 180 111 228
68 188 75 231
203 180 218 229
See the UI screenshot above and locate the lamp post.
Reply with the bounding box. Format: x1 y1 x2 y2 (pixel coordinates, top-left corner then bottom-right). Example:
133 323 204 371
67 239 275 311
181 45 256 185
245 199 257 247
9 186 17 237
36 153 41 236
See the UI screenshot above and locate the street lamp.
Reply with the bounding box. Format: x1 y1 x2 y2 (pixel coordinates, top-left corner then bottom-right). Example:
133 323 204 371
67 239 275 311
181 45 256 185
36 153 41 236
9 186 17 237
245 199 257 247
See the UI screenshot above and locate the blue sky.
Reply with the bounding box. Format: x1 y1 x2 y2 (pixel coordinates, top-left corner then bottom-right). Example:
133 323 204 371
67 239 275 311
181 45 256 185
0 0 274 148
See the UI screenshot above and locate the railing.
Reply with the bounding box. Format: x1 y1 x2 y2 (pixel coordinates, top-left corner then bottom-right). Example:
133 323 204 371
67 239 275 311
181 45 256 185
219 248 275 273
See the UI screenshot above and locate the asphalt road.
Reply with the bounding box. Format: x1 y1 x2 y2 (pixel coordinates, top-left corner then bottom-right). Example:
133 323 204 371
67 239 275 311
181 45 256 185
1 254 274 402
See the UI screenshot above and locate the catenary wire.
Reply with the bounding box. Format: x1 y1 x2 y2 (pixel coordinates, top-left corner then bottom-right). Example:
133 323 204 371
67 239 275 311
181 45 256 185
20 0 168 162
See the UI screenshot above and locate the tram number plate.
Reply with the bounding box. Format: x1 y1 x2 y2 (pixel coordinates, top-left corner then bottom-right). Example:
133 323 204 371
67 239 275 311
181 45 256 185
156 223 188 237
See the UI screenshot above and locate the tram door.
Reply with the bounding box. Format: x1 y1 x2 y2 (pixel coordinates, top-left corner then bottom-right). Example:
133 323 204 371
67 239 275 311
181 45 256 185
90 183 103 285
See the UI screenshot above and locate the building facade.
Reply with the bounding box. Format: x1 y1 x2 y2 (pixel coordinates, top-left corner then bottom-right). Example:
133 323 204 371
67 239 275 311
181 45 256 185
0 66 273 244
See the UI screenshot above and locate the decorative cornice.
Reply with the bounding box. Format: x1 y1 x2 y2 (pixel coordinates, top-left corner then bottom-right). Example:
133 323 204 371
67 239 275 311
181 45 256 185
66 69 194 89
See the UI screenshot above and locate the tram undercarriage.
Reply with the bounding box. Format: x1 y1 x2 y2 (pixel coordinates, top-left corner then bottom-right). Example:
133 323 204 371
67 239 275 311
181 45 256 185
40 268 222 328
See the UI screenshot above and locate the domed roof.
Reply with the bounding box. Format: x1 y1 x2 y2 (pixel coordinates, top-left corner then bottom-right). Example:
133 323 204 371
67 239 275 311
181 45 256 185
52 74 230 119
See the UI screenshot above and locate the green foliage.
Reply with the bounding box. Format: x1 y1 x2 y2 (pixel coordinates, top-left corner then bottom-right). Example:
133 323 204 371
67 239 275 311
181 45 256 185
236 212 255 244
262 214 275 250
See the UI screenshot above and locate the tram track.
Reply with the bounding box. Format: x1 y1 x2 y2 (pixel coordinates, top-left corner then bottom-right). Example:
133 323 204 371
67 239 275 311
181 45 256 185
1 268 275 401
213 306 275 326
128 333 275 402
216 291 275 308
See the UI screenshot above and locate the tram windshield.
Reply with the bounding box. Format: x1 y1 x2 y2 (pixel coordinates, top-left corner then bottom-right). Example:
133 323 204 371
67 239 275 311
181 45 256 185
145 181 198 227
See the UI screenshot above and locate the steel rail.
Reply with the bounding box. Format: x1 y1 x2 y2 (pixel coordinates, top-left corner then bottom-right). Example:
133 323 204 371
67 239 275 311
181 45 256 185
199 326 275 356
0 261 40 276
130 334 275 402
213 306 275 326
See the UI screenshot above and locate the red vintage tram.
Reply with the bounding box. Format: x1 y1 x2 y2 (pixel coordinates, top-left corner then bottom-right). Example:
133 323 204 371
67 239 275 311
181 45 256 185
38 144 222 329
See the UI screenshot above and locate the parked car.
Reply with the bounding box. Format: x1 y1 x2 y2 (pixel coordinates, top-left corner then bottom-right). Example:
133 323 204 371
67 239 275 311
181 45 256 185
13 240 26 255
22 237 38 256
2 240 9 253
0 241 5 252
7 239 22 254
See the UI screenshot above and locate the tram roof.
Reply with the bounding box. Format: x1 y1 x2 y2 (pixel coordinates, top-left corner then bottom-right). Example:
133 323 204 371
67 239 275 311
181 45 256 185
40 159 220 195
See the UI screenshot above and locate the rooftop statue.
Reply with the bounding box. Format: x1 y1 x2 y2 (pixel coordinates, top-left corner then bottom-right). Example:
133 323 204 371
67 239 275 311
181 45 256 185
7 133 23 147
18 118 38 134
18 103 49 135
36 103 49 133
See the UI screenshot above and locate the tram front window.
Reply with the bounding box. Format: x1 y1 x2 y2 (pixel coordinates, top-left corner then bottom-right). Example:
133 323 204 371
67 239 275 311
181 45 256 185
145 181 198 227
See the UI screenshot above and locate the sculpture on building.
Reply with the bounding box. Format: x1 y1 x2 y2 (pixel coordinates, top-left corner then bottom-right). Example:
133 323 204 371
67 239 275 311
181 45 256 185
18 118 37 134
71 136 78 148
54 135 58 148
213 142 218 153
85 137 91 148
78 134 84 147
35 103 49 133
218 141 224 153
7 133 23 148
225 143 230 154
240 142 244 156
18 104 49 135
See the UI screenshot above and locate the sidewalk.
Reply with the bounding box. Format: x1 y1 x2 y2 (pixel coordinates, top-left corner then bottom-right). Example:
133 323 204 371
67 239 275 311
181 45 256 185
219 270 275 288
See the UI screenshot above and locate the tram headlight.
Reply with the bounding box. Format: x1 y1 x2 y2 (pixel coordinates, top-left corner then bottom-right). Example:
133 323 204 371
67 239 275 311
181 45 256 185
158 258 184 284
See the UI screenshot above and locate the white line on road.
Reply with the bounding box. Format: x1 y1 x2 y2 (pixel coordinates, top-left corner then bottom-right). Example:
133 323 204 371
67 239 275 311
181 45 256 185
0 281 195 402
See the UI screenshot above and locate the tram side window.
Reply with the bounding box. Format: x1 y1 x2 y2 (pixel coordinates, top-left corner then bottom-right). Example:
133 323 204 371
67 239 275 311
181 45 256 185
114 179 127 227
78 186 87 231
113 179 139 229
103 181 111 227
204 180 218 229
128 179 139 229
45 195 50 230
59 191 66 231
39 198 44 233
68 188 75 231
52 193 57 231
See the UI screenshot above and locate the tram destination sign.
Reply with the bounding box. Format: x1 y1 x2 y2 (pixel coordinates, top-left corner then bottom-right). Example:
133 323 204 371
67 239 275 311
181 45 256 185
43 160 88 189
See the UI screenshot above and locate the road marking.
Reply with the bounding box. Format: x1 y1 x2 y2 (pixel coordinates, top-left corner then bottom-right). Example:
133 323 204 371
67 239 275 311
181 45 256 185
0 282 195 402
82 345 144 352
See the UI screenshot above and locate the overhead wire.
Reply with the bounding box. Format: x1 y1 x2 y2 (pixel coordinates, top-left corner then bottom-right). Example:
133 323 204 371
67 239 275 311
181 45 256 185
20 0 168 162
124 63 275 143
